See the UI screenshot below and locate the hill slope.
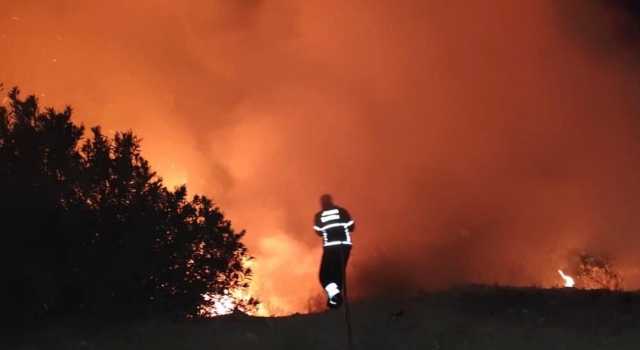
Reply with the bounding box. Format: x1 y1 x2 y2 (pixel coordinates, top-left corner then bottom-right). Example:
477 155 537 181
5 285 640 350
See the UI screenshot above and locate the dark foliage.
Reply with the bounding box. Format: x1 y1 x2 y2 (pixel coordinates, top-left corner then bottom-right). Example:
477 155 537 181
574 252 625 291
0 85 258 329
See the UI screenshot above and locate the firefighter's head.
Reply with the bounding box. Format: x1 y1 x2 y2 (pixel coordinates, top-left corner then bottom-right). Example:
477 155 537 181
320 194 334 210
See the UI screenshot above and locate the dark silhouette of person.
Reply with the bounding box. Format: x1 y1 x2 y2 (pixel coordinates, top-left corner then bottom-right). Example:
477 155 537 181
313 194 355 309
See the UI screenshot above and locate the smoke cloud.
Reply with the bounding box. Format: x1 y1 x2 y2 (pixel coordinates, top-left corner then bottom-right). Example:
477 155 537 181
3 0 640 314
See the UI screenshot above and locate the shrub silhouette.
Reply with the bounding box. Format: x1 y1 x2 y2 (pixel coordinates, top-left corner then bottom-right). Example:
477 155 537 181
0 84 258 327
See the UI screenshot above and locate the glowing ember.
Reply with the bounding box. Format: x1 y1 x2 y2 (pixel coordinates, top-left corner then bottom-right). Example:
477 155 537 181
558 269 575 288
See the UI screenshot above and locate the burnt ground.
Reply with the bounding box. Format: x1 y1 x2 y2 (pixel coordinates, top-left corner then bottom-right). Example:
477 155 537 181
4 284 640 349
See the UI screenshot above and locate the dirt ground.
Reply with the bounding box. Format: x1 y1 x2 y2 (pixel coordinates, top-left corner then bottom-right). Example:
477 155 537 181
5 285 640 350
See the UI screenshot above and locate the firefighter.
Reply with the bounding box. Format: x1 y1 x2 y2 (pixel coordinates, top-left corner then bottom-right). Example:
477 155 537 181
313 194 355 309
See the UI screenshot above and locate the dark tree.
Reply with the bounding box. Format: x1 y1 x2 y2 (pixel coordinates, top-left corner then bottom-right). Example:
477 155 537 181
0 85 257 328
574 252 625 291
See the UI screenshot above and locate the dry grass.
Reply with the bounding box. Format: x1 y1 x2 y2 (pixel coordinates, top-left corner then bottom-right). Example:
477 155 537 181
5 284 640 350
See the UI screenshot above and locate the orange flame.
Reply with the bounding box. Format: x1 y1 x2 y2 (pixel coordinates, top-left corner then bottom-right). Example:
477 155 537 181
558 269 575 288
158 165 318 317
199 257 271 317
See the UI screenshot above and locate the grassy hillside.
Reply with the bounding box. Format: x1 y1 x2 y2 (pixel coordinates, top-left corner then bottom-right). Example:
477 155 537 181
5 284 640 350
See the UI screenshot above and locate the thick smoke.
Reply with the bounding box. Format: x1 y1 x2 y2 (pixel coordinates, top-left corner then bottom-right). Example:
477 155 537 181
3 0 640 314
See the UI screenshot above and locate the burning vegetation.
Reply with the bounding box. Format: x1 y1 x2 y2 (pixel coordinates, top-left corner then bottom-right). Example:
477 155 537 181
199 256 262 316
556 250 628 291
570 252 626 290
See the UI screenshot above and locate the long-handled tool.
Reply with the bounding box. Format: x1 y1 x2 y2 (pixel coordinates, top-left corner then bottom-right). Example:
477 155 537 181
340 248 354 350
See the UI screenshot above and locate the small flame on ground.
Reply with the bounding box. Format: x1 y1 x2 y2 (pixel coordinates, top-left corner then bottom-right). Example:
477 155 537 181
558 269 575 288
202 292 236 316
198 256 270 317
201 287 264 316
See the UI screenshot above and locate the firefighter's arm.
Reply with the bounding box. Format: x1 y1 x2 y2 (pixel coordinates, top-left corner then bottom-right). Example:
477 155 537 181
341 208 355 232
313 213 323 236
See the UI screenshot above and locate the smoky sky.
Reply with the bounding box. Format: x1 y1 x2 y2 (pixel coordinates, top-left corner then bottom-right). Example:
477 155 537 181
3 0 640 313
